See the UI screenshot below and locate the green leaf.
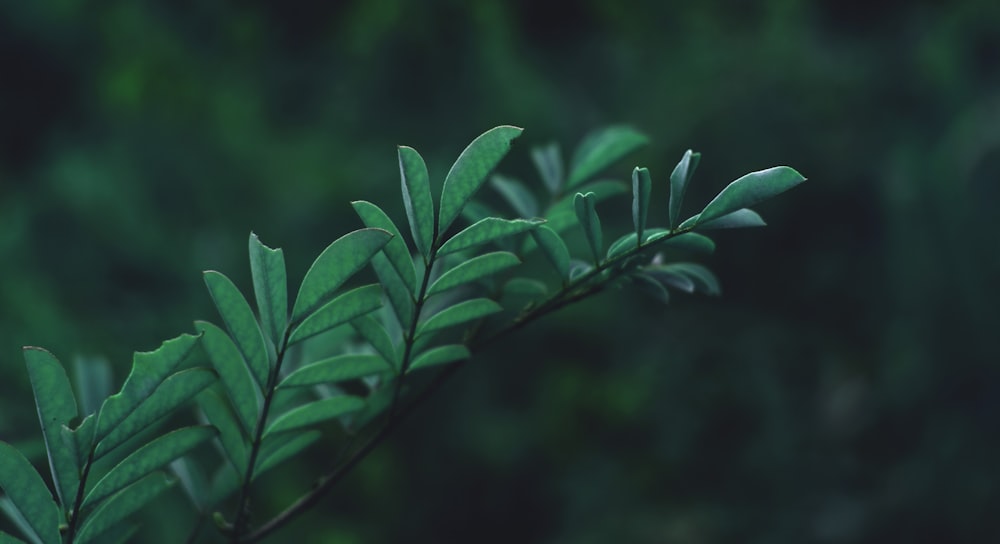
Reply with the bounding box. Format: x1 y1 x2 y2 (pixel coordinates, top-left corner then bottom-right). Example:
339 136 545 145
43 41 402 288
503 277 548 298
694 208 766 229
632 167 652 242
75 472 172 544
0 530 26 544
83 426 216 509
96 368 216 458
606 233 639 262
255 431 321 480
72 356 111 418
689 166 806 226
0 442 61 544
352 200 418 294
370 253 415 331
291 228 392 324
460 200 499 226
669 149 701 229
647 232 716 254
407 345 470 373
265 396 365 437
417 298 502 337
631 272 671 304
196 390 248 474
288 284 384 345
546 180 628 226
645 268 695 292
194 321 260 435
491 174 539 218
438 218 543 256
95 334 199 447
22 347 78 509
398 146 435 261
530 142 563 194
169 456 207 512
649 263 721 295
204 271 270 389
279 354 391 388
567 126 648 188
350 315 397 369
530 226 571 280
574 192 603 263
249 233 288 348
426 252 521 297
438 125 524 236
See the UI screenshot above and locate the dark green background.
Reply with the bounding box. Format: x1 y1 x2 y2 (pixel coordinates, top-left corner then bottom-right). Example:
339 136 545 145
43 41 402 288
2 1 998 542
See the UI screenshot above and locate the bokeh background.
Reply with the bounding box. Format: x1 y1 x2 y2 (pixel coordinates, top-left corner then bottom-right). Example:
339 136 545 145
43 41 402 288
2 1 999 542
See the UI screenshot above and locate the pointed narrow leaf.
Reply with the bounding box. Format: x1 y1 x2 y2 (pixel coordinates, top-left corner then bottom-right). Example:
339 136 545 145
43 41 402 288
350 315 397 369
291 228 392 324
22 348 78 509
75 472 172 544
0 498 36 544
398 146 435 261
632 167 652 241
530 226 571 280
426 252 521 297
0 530 26 543
265 396 365 437
194 321 259 434
694 166 806 226
352 200 417 293
407 345 470 373
692 208 766 230
491 175 539 218
656 263 720 295
255 431 321 479
370 253 415 330
418 298 502 336
669 149 701 229
438 218 543 256
0 442 61 544
574 192 603 263
96 334 199 445
249 233 288 347
169 456 207 512
72 356 111 418
96 368 216 458
567 126 648 188
646 231 716 254
530 142 563 194
503 277 548 297
197 390 248 474
606 233 639 262
645 268 695 292
204 271 269 389
279 354 390 388
288 284 384 345
631 272 671 304
438 126 524 235
84 426 217 509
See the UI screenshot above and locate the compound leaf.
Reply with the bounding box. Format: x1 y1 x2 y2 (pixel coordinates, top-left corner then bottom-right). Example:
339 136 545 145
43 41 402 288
83 426 216 509
491 174 539 218
352 200 418 294
291 228 392 324
438 218 543 256
96 368 216 458
22 347 78 509
95 334 199 447
0 442 60 544
632 167 652 241
407 345 470 373
691 166 806 226
288 284 384 346
693 208 767 230
75 472 172 544
417 298 503 336
265 396 365 437
669 149 701 229
438 126 524 236
248 233 288 348
279 354 391 388
567 126 647 188
398 146 435 261
426 252 521 297
574 192 603 263
194 321 260 435
204 271 270 390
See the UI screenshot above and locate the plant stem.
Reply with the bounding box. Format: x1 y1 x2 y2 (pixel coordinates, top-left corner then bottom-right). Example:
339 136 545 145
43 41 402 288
65 448 96 544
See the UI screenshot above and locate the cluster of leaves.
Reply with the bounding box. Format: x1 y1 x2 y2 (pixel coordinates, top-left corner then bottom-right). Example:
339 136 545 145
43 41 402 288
0 125 804 543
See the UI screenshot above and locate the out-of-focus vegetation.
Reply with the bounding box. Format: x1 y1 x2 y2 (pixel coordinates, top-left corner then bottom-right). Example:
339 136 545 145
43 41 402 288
1 1 998 542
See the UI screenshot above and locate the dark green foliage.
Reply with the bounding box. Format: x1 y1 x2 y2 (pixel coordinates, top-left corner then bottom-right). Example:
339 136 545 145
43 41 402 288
0 125 803 543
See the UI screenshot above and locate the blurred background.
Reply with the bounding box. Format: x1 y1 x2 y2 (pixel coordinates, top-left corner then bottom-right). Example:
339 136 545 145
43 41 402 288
2 1 999 542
